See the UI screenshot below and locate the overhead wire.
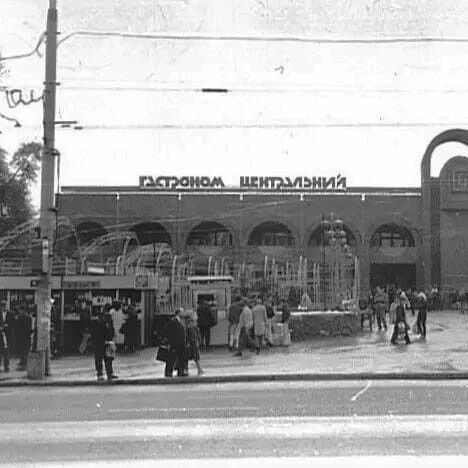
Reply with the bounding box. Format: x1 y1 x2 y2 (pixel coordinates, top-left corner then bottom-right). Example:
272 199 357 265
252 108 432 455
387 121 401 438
63 122 468 130
56 30 468 47
0 33 46 62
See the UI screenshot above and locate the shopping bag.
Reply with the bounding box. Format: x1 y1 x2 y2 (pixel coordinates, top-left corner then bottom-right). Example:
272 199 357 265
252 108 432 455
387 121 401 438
156 345 171 363
105 341 116 359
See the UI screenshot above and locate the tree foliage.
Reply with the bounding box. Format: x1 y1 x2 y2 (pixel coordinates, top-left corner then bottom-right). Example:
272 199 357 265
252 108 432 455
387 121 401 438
0 141 42 237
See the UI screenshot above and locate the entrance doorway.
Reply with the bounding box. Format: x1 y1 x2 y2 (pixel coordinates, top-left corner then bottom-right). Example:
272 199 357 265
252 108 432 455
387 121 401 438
370 263 416 290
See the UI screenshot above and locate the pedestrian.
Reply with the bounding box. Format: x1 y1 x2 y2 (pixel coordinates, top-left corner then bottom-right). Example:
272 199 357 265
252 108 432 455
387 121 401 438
227 296 242 351
359 296 372 331
252 298 268 354
280 298 291 346
91 306 118 381
197 300 214 350
264 296 275 346
165 308 189 377
373 286 388 332
123 305 139 353
111 301 126 351
234 299 254 357
78 301 92 355
14 307 33 371
0 300 15 372
186 311 204 375
389 295 399 325
416 292 428 339
390 293 411 345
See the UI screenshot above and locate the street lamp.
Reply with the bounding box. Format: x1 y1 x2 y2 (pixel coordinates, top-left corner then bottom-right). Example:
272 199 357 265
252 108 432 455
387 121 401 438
321 214 353 310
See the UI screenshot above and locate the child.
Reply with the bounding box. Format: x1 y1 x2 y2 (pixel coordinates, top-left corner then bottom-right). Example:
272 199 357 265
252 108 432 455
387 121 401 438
186 311 204 375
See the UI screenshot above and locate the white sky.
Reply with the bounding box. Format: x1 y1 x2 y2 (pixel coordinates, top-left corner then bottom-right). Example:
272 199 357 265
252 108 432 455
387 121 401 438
2 0 468 207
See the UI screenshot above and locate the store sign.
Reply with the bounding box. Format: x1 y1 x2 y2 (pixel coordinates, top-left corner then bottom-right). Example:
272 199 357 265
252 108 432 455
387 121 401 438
140 176 225 190
239 175 346 190
139 174 347 191
62 280 101 290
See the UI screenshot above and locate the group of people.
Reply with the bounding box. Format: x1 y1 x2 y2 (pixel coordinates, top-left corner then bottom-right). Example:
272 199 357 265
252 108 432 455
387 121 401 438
79 301 141 356
0 300 37 372
227 295 291 357
359 285 429 344
162 308 204 378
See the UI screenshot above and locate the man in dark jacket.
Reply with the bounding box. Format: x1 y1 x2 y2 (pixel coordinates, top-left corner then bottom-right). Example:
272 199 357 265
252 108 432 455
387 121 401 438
197 300 213 350
91 308 118 381
0 300 15 372
391 294 411 345
15 307 33 371
165 308 188 377
227 297 242 351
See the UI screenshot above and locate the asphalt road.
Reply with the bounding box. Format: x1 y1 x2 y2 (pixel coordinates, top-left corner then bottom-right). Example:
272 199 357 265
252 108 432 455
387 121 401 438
2 380 468 465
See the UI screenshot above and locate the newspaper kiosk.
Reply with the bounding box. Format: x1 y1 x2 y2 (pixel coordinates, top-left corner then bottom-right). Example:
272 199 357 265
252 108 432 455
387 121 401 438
188 276 233 346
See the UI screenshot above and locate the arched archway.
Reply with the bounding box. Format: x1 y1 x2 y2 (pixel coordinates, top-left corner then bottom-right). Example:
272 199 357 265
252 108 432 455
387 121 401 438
247 221 295 247
308 224 357 247
76 221 106 246
369 223 418 290
133 222 172 246
186 221 233 247
421 129 468 288
370 224 415 248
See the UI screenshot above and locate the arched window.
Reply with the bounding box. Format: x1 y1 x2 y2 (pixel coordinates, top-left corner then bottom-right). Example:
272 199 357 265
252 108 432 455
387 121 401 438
76 222 106 246
186 222 233 247
370 224 415 248
308 224 356 247
133 222 172 246
248 221 295 247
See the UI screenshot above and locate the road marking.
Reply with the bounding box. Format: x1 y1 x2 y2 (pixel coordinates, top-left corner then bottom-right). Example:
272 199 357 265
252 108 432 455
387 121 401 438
1 415 468 444
108 406 259 413
5 456 468 468
351 381 371 402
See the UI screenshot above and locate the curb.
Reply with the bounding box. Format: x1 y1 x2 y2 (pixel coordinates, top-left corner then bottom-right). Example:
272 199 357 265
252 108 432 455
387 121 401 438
2 372 468 387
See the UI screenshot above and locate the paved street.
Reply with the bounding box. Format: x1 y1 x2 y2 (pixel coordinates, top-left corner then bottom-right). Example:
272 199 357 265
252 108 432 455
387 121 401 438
1 311 468 385
2 380 468 464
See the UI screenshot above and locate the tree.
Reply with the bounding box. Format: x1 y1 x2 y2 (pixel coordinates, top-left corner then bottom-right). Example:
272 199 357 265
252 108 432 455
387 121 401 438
0 141 42 237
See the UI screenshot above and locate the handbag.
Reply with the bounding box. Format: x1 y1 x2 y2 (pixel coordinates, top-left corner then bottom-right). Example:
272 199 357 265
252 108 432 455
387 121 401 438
156 344 171 362
105 341 116 358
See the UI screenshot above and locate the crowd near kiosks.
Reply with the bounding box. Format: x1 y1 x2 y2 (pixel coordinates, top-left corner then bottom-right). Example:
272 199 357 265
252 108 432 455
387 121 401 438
0 269 460 380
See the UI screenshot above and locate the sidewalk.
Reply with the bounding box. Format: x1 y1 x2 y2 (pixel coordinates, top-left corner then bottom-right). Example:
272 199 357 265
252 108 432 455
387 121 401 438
1 311 468 386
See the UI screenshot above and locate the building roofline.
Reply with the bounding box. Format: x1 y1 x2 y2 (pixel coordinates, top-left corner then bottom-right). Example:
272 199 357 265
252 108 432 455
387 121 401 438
60 185 421 196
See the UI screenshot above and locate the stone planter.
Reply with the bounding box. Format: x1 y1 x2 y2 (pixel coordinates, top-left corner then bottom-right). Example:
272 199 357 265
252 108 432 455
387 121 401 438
289 311 359 341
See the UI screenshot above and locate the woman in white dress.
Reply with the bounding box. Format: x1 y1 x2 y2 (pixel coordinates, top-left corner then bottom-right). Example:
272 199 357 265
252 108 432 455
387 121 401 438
111 302 126 350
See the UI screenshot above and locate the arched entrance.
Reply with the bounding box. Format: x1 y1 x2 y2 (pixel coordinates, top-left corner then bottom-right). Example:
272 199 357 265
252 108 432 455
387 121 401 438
247 221 295 247
76 221 106 246
186 221 233 247
421 129 468 288
133 222 172 247
369 223 417 290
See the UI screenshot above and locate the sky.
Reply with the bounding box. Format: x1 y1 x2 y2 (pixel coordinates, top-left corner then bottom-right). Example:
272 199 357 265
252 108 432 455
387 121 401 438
2 0 468 207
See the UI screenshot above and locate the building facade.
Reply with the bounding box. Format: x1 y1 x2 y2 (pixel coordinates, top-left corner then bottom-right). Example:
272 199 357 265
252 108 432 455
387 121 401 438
57 130 468 294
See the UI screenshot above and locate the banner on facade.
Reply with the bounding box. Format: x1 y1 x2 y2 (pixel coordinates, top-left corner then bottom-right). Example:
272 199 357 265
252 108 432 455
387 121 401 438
139 175 347 191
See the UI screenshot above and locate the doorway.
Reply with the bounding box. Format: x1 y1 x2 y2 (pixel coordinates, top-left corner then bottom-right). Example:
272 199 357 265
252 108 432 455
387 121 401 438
370 263 416 290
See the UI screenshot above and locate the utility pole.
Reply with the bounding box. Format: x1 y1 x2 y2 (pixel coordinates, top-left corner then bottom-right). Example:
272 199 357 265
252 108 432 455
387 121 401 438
27 0 58 379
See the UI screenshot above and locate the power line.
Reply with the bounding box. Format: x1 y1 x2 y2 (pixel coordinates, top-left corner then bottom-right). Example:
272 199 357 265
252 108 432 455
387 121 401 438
0 33 45 62
65 122 468 130
56 30 468 47
4 30 468 64
57 84 468 96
